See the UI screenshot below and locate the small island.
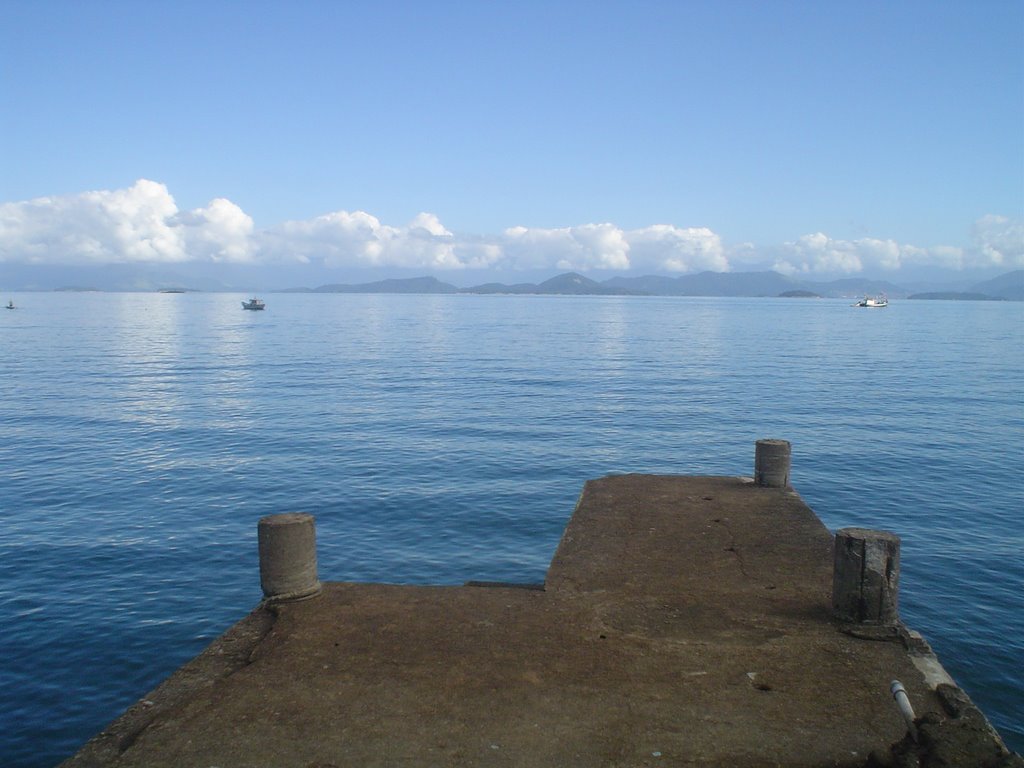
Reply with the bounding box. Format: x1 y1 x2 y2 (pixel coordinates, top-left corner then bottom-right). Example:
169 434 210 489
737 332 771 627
778 289 821 298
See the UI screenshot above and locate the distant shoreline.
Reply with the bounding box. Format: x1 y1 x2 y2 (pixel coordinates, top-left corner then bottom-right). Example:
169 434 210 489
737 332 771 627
6 268 1021 301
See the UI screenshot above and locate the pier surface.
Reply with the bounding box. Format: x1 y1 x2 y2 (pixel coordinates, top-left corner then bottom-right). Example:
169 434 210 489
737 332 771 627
63 475 1017 767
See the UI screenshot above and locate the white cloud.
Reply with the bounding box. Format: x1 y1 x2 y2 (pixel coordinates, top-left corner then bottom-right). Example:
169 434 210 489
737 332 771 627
269 210 500 270
772 217 1023 275
626 225 727 272
1 181 1019 278
174 197 255 263
0 179 256 265
501 223 631 271
274 210 399 266
772 233 937 275
773 233 865 275
971 215 1024 268
268 218 714 274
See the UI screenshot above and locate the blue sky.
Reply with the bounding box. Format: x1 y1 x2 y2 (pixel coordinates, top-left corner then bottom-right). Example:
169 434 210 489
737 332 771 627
1 0 1022 285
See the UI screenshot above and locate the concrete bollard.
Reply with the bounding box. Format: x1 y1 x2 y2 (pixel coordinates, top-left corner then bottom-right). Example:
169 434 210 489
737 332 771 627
832 527 900 625
258 513 322 602
754 439 791 487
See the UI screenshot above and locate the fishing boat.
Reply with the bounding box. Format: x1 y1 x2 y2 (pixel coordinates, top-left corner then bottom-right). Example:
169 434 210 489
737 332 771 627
5 300 14 310
853 294 888 308
241 298 265 311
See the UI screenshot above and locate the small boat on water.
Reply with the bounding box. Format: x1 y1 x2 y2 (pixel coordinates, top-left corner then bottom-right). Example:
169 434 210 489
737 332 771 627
5 300 14 310
853 294 888 308
242 298 266 311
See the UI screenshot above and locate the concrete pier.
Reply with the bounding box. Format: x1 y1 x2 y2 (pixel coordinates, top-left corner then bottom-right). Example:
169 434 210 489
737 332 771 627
62 469 1019 767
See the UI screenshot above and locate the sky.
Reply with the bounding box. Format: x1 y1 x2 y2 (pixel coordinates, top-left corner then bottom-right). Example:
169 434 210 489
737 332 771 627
1 0 1022 287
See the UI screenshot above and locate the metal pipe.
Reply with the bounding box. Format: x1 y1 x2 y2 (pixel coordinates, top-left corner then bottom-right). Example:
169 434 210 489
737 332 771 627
890 680 918 741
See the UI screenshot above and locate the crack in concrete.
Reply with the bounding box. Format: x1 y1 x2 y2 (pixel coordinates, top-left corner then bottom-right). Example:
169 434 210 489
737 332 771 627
712 517 750 578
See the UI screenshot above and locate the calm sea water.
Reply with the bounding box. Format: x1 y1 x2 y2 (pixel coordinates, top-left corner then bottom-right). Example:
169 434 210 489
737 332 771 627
1 292 1021 765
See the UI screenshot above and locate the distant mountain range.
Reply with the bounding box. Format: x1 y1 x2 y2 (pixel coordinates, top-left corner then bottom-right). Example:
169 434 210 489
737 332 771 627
3 263 1021 300
292 276 461 294
965 270 1024 300
283 269 1023 301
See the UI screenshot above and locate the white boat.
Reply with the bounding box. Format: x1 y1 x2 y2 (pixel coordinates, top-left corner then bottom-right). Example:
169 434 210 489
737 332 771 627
853 294 888 308
242 298 265 310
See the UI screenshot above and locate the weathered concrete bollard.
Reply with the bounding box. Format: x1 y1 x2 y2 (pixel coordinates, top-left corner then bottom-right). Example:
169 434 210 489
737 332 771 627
832 527 900 625
754 439 791 487
258 513 322 602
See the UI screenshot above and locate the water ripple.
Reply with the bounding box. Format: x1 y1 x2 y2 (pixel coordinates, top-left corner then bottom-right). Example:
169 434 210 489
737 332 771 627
1 293 1022 763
